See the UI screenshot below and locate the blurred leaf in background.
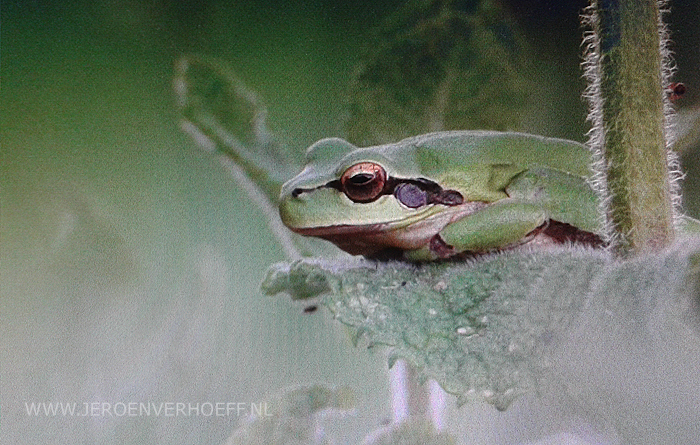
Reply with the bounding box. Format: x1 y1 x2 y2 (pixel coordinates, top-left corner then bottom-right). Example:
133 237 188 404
346 0 540 145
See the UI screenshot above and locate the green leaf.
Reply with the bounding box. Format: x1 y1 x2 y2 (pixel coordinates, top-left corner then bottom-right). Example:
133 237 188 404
263 241 700 411
174 54 301 201
347 0 538 146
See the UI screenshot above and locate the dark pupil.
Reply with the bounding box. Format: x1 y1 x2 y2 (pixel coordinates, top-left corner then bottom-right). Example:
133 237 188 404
350 173 374 185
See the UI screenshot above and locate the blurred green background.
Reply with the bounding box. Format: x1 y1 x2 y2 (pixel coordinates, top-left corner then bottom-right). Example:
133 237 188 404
2 1 396 443
2 0 699 443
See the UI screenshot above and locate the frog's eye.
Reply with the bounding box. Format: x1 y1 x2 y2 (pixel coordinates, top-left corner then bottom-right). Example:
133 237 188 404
340 162 387 202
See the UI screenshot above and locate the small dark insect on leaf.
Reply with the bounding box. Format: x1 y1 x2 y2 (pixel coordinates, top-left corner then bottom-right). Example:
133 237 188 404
668 82 686 102
303 305 318 313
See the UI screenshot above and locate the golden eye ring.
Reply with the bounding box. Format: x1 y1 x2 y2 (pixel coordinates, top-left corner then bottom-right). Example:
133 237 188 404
340 162 387 202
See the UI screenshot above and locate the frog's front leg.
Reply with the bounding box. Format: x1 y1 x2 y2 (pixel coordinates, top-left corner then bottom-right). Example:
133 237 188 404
405 201 547 261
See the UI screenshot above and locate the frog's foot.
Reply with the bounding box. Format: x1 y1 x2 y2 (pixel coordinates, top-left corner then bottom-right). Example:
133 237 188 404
502 220 604 250
429 234 458 259
537 220 604 248
430 219 549 259
430 219 604 260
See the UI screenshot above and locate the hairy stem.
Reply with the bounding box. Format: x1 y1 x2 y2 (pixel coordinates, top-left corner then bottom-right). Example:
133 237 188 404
583 0 677 255
390 360 444 430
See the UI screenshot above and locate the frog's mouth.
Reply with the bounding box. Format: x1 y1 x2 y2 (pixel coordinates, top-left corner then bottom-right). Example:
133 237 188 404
297 225 424 256
291 224 382 237
289 202 489 256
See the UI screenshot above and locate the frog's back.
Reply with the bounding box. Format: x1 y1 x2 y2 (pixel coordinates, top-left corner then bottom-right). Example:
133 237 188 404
401 131 593 179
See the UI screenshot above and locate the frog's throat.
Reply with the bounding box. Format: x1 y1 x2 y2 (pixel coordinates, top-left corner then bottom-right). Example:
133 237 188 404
290 201 489 256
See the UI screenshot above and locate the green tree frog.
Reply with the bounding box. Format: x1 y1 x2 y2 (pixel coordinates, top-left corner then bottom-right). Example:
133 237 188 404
279 131 606 261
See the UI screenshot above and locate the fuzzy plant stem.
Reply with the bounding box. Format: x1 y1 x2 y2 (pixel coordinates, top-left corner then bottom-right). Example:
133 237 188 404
583 0 678 256
390 360 445 430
